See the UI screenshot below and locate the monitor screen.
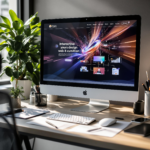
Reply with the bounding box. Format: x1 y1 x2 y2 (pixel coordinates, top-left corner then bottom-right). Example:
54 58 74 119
41 16 140 91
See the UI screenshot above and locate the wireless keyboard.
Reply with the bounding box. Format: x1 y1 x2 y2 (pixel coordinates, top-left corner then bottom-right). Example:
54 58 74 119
47 113 96 125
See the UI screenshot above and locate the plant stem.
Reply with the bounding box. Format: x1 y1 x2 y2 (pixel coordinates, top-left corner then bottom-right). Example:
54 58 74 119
16 58 19 88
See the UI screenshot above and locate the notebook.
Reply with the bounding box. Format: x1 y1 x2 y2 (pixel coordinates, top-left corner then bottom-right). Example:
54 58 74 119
7 108 50 119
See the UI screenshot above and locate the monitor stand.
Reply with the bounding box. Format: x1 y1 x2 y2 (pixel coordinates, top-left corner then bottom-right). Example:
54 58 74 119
71 99 110 113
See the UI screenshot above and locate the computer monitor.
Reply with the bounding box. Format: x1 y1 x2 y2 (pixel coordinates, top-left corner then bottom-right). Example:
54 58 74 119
41 15 141 113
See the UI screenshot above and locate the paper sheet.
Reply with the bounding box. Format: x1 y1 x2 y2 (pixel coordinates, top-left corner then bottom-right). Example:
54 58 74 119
68 121 131 137
9 108 50 119
27 117 76 129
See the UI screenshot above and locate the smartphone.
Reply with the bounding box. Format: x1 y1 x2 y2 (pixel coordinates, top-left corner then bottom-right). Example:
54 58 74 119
132 118 150 123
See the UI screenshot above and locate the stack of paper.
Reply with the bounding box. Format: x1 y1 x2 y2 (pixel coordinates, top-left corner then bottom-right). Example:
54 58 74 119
27 117 76 129
68 121 131 137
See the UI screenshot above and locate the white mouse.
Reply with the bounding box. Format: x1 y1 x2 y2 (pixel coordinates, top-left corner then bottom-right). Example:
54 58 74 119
98 118 117 127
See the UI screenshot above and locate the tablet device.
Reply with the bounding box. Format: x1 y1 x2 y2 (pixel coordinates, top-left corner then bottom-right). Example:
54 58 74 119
124 123 150 137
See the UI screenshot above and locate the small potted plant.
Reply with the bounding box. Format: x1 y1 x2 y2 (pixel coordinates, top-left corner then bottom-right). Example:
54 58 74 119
0 9 41 99
10 86 24 108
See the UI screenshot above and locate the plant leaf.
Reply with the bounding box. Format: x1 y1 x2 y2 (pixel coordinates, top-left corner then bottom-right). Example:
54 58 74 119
0 41 6 45
13 21 20 30
2 59 8 63
0 34 7 40
29 53 39 62
9 10 18 22
0 16 11 27
15 35 24 42
0 44 8 51
18 26 24 35
0 23 11 29
24 27 31 36
5 67 13 77
32 72 39 85
23 35 34 46
7 53 18 63
0 29 4 34
31 27 40 34
26 62 33 74
14 41 22 51
24 12 38 26
10 76 15 82
20 53 28 62
31 17 39 25
18 18 24 26
8 31 15 38
13 71 19 78
30 22 41 29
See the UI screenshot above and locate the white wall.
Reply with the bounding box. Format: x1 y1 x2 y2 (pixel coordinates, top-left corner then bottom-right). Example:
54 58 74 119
33 0 150 150
34 0 150 101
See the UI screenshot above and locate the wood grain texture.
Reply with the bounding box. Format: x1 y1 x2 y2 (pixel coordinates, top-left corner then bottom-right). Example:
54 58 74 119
0 98 150 150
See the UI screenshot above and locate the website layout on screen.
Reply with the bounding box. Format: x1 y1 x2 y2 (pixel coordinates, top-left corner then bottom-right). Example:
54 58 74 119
43 20 137 86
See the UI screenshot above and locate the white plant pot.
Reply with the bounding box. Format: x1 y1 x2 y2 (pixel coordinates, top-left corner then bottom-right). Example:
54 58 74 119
12 80 32 100
12 97 21 108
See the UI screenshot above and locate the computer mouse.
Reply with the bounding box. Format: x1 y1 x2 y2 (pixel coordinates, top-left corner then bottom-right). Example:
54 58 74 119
98 118 117 127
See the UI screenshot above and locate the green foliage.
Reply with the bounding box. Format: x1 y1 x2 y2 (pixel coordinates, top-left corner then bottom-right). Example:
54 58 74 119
0 16 11 27
13 21 20 30
0 9 41 86
10 86 25 99
26 62 33 73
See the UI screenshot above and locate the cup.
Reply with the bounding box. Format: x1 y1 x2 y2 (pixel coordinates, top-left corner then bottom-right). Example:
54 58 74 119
35 93 47 106
144 91 150 117
133 100 144 114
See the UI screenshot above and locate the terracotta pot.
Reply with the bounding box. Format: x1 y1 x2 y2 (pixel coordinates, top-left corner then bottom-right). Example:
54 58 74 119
12 80 32 100
12 97 21 108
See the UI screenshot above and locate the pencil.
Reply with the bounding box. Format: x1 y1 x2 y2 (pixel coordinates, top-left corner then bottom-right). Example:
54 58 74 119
146 71 149 81
142 83 148 91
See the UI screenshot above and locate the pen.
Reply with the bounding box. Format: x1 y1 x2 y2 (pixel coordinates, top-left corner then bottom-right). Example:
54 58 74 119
115 117 124 120
146 71 149 81
142 83 148 91
87 127 101 132
46 120 58 129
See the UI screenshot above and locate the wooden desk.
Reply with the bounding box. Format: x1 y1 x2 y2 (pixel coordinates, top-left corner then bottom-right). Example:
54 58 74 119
0 98 150 150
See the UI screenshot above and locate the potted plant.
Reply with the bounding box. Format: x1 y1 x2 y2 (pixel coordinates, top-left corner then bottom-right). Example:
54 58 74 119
0 10 41 99
10 86 24 108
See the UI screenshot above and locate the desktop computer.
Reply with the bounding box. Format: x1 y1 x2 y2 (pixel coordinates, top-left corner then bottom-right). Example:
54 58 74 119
40 15 141 113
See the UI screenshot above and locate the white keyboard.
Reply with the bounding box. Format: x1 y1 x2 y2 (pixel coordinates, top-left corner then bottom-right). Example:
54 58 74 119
47 113 96 125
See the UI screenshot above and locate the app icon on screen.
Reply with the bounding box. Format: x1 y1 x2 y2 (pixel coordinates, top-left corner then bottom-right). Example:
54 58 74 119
111 57 121 63
93 56 105 63
80 66 89 72
112 68 120 75
93 67 105 75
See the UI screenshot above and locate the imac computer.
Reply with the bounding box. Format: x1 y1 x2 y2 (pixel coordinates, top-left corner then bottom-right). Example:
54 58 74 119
40 15 141 113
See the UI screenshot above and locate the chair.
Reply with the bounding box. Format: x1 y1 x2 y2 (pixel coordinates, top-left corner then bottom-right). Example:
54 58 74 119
0 91 23 150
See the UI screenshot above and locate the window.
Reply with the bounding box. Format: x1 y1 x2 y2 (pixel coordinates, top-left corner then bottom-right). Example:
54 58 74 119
0 0 17 82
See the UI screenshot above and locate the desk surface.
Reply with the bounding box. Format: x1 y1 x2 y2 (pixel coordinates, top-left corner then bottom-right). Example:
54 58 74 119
0 98 150 150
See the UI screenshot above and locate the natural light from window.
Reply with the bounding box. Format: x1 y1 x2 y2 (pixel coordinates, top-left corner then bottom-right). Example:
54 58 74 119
0 0 17 82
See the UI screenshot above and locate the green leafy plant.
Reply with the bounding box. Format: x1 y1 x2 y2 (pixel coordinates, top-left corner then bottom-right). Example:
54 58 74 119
10 86 25 99
0 10 41 87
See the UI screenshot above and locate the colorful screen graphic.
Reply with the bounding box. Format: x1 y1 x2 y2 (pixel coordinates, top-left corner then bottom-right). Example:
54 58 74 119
93 67 105 75
43 19 137 86
93 56 105 63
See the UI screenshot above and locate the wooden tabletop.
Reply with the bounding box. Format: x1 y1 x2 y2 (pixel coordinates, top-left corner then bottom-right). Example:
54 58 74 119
0 98 150 150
